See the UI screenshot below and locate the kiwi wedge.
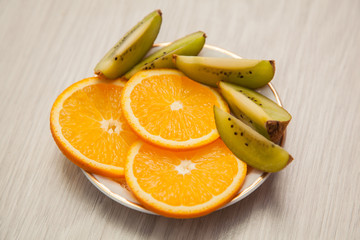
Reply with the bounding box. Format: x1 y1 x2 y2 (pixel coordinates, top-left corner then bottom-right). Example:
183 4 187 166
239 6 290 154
123 31 206 79
94 10 162 79
173 55 275 88
218 81 291 143
214 106 293 172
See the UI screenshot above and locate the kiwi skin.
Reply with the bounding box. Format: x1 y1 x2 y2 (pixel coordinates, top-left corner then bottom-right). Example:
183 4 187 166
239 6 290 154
266 120 290 143
214 106 293 172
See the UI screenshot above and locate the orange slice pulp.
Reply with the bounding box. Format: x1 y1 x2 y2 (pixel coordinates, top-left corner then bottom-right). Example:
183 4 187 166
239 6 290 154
125 139 247 218
50 77 138 177
121 69 229 149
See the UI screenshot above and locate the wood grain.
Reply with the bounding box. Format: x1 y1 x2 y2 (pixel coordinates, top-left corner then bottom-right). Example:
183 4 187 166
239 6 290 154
1 0 359 239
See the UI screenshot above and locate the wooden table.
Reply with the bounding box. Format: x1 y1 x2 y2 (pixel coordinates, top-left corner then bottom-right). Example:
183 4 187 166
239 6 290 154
1 0 359 239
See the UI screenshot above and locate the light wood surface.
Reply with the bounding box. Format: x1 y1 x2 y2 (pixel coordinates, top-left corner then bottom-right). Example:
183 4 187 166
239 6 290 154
1 0 359 239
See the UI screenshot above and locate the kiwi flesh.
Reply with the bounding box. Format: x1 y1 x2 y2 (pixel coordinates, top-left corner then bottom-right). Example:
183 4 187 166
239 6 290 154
218 81 291 143
173 55 275 89
94 10 162 79
123 31 206 79
214 106 293 172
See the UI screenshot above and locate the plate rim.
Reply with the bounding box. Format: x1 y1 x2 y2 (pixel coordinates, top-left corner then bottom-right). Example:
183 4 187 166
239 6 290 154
84 43 286 215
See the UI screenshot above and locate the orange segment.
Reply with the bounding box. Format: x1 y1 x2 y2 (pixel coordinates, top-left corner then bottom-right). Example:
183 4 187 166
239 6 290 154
125 139 247 218
50 77 138 177
121 69 229 149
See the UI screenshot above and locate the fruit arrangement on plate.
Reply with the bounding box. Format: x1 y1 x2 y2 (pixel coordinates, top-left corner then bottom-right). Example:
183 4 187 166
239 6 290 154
50 10 293 218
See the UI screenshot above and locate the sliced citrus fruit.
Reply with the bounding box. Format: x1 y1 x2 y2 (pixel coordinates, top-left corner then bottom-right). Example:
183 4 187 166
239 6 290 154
121 69 229 149
50 77 138 177
125 139 247 218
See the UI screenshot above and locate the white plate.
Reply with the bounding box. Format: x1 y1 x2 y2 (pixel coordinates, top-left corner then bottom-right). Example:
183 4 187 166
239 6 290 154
83 43 285 215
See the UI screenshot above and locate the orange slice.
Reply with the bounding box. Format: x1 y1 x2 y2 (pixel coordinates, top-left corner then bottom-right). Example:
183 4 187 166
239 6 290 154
50 77 138 177
125 139 247 218
121 69 229 149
